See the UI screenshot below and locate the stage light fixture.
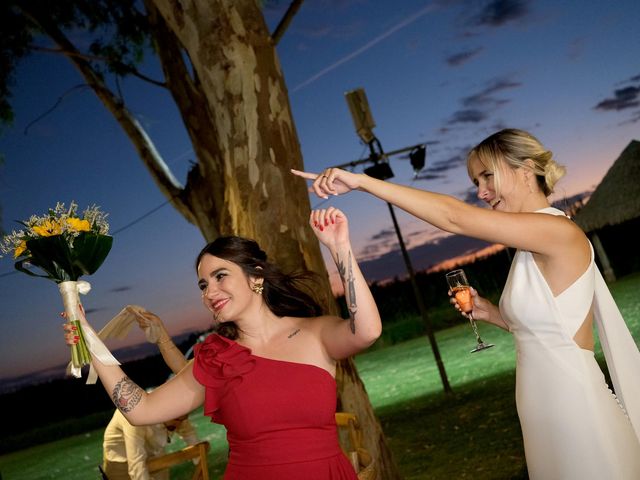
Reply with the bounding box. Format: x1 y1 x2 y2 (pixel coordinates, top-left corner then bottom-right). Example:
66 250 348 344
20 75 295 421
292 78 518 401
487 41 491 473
409 145 426 174
364 161 394 180
344 88 376 144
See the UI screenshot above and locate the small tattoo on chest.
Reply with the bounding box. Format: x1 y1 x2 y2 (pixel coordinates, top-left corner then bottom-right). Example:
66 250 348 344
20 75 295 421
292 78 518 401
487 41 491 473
287 328 301 339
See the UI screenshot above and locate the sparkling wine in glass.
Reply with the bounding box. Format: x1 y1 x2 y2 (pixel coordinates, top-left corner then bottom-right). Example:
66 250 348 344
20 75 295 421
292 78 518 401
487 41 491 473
446 269 494 353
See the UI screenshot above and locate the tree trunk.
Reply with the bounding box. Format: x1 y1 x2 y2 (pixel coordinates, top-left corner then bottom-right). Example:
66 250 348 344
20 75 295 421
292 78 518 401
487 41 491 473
150 2 401 476
24 0 400 475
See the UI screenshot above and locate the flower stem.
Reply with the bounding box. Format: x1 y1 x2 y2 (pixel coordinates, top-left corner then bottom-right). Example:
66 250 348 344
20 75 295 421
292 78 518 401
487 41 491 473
71 319 91 367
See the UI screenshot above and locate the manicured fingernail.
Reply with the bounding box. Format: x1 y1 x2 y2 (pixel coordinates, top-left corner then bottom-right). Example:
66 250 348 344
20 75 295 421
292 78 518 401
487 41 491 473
320 225 324 231
331 218 335 224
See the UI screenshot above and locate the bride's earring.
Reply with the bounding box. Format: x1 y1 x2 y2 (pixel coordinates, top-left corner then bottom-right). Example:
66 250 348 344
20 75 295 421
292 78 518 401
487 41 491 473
251 282 264 295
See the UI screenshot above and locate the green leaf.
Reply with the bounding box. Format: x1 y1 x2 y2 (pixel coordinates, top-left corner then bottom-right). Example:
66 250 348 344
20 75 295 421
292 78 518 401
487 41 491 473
72 234 113 276
25 236 78 281
14 258 55 280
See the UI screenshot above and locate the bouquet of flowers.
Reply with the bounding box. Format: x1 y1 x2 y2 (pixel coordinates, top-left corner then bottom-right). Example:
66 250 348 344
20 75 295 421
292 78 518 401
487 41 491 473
1 202 115 376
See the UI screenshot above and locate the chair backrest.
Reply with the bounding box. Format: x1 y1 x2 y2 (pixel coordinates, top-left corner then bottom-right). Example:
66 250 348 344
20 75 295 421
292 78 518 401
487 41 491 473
147 441 211 480
97 464 109 480
335 412 376 480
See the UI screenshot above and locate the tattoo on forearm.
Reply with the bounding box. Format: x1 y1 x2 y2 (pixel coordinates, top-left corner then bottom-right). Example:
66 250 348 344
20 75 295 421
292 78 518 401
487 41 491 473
337 251 358 334
111 376 143 413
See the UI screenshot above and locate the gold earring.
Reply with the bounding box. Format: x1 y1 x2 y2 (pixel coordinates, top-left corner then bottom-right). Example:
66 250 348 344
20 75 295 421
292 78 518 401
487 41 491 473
251 283 264 295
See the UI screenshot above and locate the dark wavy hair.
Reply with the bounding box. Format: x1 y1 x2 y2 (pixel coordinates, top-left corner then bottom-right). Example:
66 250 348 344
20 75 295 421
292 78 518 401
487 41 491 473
195 236 323 340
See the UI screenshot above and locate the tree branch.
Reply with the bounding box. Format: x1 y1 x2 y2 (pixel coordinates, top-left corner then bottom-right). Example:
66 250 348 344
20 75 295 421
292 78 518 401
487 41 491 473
271 0 304 45
18 5 195 223
28 44 167 88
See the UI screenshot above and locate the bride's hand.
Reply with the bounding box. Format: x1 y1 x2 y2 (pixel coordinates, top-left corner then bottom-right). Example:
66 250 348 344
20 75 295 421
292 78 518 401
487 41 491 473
449 286 492 322
291 167 362 199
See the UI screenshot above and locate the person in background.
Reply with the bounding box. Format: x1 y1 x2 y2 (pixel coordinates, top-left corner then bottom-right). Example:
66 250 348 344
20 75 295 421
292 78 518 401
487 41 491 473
132 309 189 374
101 315 198 480
292 128 640 479
102 410 197 480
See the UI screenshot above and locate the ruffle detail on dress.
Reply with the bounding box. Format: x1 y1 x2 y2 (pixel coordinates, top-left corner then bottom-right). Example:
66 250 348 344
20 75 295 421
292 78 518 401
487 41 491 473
193 333 256 419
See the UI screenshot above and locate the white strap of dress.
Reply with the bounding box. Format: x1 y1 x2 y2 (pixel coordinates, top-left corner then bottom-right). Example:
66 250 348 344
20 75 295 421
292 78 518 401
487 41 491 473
593 269 640 441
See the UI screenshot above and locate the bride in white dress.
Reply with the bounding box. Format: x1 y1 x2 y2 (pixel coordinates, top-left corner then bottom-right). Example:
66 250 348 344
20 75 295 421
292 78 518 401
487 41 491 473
292 128 640 479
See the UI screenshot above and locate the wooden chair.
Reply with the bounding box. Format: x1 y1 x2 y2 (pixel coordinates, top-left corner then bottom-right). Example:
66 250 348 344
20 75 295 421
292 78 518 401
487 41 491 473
147 441 211 480
335 412 376 480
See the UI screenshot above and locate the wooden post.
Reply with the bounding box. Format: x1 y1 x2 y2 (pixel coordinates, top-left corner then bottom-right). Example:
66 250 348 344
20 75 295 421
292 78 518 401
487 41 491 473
591 232 616 282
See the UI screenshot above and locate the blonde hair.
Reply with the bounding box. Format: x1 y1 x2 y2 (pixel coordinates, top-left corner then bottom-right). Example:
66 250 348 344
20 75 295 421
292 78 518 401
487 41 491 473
467 128 565 197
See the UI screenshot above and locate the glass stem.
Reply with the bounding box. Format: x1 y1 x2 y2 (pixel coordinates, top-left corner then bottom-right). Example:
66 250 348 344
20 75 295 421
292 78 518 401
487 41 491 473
468 313 484 344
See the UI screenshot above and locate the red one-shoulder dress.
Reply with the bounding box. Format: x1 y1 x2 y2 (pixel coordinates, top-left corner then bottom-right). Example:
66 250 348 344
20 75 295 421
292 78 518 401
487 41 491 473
193 334 358 479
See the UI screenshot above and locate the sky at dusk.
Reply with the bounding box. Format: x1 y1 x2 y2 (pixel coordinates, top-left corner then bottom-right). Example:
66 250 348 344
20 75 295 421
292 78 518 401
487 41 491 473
1 0 639 381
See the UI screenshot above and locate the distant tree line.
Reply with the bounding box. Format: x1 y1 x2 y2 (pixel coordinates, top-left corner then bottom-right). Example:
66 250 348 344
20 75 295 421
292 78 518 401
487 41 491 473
0 332 201 454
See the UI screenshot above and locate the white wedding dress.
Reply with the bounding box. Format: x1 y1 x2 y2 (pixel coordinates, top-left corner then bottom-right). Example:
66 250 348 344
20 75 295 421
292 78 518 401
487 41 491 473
500 207 640 479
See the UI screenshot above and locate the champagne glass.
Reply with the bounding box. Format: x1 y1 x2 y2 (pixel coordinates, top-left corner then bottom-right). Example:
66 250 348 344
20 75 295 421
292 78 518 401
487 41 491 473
446 269 494 353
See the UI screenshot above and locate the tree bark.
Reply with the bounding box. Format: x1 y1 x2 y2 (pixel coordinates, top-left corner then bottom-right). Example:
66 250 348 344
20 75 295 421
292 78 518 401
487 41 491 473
150 2 401 476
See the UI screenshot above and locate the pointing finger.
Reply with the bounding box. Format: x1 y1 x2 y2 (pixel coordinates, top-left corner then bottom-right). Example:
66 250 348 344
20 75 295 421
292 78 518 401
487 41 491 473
290 169 319 180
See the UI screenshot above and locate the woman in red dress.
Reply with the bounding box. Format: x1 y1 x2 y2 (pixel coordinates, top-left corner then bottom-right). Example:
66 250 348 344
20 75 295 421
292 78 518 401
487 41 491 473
65 207 381 479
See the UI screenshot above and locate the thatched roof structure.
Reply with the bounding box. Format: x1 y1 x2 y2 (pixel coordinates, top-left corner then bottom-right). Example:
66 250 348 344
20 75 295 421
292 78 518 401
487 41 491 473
574 139 640 232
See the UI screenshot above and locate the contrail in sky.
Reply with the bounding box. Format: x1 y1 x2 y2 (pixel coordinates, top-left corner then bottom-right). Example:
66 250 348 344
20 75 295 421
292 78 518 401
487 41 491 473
291 3 437 93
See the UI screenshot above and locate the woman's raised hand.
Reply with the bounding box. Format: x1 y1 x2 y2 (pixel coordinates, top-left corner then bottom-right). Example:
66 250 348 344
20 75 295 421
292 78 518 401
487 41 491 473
130 308 172 345
291 167 362 199
310 207 350 248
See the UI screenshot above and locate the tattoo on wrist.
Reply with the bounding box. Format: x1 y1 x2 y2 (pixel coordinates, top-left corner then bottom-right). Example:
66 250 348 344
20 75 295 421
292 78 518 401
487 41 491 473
112 376 143 413
337 251 358 334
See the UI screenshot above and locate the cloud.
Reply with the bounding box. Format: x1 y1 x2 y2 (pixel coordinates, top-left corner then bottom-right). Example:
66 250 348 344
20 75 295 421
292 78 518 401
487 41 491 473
472 0 530 27
594 74 640 123
445 47 484 67
426 152 467 173
357 227 400 261
461 77 522 107
110 286 132 293
446 75 522 125
460 186 485 206
370 228 396 241
448 109 488 124
84 307 108 315
594 86 640 112
567 37 586 61
619 110 640 125
413 173 446 181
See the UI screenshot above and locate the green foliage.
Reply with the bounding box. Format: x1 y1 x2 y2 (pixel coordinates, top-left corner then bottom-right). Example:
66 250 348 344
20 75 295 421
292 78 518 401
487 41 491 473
0 0 152 128
15 233 113 281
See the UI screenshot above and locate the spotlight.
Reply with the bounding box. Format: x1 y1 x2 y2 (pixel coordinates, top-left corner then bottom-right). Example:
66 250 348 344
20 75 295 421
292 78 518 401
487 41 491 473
409 145 426 174
364 161 394 180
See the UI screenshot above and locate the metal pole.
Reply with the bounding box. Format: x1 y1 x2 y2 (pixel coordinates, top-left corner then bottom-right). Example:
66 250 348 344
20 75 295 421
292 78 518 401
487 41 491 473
364 139 452 394
385 202 453 394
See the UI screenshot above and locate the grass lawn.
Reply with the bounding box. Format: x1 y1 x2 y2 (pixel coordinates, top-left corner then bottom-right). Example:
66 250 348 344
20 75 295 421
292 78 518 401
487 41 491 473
1 272 638 479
